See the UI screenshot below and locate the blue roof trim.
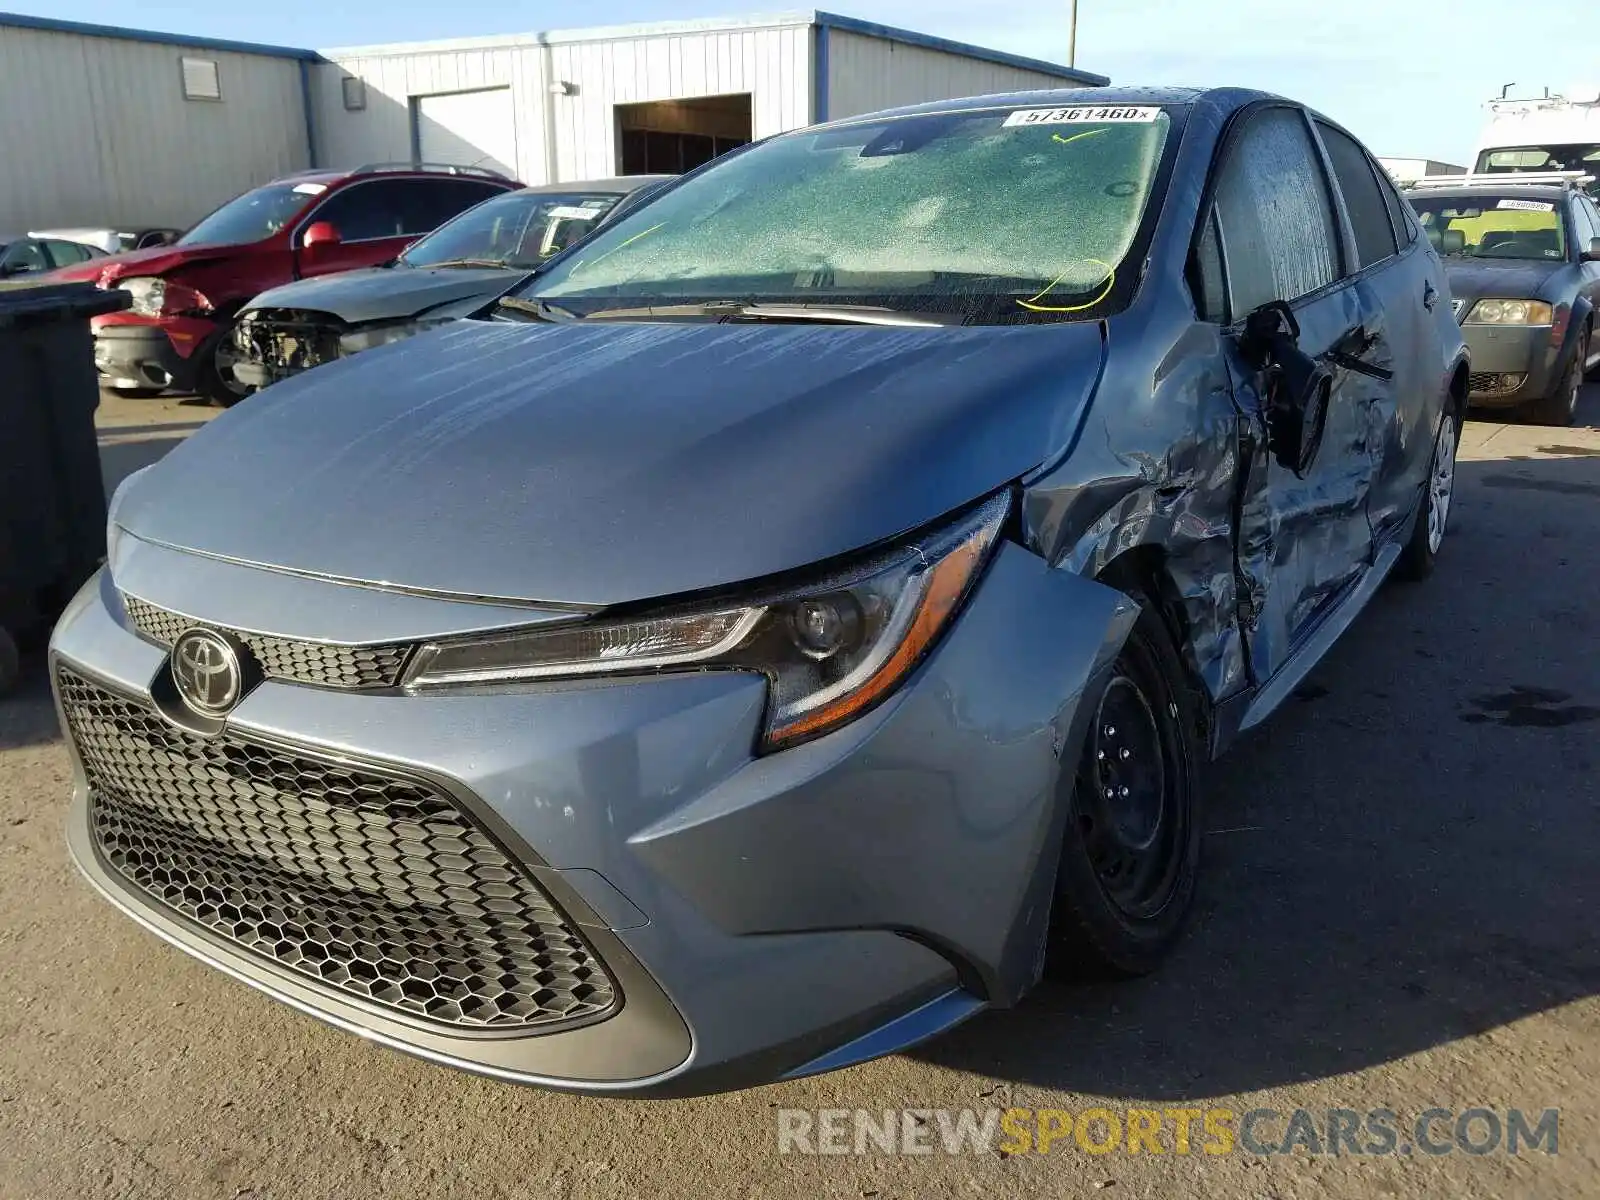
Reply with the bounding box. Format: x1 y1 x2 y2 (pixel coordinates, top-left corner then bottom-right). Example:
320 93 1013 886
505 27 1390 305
814 10 1108 88
0 10 322 61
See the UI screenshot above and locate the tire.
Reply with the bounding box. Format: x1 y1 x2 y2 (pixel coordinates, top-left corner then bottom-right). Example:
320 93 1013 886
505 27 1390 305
1524 327 1586 426
1395 406 1459 582
1044 592 1202 979
194 319 255 409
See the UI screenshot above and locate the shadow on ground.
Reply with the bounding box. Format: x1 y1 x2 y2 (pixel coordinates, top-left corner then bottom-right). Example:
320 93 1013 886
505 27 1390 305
917 441 1600 1099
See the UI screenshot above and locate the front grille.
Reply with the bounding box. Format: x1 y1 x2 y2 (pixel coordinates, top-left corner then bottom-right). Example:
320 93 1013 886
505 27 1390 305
60 668 618 1032
123 594 412 690
1468 371 1527 397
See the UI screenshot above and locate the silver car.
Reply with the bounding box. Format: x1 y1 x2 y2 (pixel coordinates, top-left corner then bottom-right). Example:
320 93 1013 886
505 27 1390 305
53 86 1465 1096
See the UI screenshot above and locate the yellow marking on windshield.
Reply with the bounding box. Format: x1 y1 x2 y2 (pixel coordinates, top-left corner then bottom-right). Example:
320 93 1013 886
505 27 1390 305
1017 259 1115 314
1051 128 1109 147
571 221 666 275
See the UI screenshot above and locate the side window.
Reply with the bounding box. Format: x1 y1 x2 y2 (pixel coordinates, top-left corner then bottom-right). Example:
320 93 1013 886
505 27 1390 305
44 239 93 266
1189 208 1228 323
1376 169 1417 247
403 179 507 234
1571 197 1599 251
1209 107 1341 317
306 181 414 242
1315 121 1399 269
2 240 50 272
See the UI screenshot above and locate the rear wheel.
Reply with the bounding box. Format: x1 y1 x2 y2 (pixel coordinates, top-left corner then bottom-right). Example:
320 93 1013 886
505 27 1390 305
1044 594 1201 979
1525 327 1585 426
1396 407 1458 582
194 319 255 409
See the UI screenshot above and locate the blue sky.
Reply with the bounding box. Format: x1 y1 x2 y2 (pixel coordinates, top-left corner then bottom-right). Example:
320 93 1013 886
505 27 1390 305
19 0 1599 162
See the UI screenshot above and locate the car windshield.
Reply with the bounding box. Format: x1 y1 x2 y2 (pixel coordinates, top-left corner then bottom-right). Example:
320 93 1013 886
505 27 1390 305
519 103 1175 323
1474 144 1600 175
178 182 323 247
401 191 626 269
1410 196 1569 260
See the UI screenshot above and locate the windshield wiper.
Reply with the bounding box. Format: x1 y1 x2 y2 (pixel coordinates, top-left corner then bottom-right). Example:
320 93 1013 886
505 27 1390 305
527 300 960 327
494 296 582 323
421 258 514 270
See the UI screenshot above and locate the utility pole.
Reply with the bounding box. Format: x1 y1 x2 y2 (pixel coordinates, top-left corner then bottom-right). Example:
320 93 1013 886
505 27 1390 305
1068 0 1078 67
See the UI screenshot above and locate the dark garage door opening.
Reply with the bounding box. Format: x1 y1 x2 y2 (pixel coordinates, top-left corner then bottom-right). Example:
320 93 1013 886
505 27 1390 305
617 94 752 176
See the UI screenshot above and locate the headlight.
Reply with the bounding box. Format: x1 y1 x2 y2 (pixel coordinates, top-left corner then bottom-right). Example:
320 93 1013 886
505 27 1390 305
338 317 454 356
404 492 1011 751
1464 299 1553 325
117 277 165 317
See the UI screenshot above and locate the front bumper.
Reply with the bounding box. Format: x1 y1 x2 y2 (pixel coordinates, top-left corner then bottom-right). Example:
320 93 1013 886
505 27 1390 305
1459 323 1560 407
92 313 218 391
50 535 1133 1094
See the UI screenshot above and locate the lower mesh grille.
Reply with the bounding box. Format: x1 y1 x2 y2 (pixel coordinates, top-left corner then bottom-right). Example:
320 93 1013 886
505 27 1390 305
121 594 413 690
1468 371 1526 397
59 667 618 1032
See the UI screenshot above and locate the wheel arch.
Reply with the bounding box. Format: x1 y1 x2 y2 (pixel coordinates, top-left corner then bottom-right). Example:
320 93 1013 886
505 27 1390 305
1094 543 1215 751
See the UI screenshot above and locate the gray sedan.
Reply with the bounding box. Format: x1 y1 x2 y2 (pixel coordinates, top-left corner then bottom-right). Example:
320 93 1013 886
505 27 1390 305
52 86 1465 1096
1406 177 1600 424
231 176 672 390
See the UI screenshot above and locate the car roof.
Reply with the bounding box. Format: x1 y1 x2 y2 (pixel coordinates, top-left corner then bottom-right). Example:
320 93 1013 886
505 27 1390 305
816 84 1233 126
1405 184 1571 201
515 175 676 196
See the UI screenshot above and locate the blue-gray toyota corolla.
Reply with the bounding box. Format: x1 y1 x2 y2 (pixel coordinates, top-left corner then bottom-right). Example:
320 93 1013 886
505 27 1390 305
53 87 1467 1095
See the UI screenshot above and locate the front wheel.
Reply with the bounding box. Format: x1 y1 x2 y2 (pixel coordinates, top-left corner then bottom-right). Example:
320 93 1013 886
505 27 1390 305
1524 327 1586 427
194 320 256 409
1044 594 1202 979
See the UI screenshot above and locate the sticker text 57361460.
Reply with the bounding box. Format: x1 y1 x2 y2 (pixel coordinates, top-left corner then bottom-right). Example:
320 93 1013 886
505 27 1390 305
1003 106 1162 128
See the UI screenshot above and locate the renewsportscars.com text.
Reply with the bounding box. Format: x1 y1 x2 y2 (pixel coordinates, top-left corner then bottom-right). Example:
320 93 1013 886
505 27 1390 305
776 1106 1560 1157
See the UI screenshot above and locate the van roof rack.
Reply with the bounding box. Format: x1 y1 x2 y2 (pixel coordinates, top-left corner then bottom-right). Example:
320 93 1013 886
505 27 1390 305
1407 171 1594 190
351 161 515 180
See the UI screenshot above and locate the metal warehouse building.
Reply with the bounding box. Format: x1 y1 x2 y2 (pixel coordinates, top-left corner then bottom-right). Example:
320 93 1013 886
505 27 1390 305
0 9 1105 231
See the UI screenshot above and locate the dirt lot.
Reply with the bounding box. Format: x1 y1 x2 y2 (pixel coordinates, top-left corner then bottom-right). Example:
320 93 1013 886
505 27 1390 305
1 388 1597 1199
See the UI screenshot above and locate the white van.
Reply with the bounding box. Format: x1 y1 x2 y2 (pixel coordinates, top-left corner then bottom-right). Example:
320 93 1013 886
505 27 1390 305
1472 88 1600 177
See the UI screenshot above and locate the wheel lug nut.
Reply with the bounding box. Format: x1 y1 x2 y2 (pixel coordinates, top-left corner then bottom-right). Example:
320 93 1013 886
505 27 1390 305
1119 786 1130 798
1104 725 1116 738
1096 750 1105 761
1120 747 1131 760
1104 787 1115 799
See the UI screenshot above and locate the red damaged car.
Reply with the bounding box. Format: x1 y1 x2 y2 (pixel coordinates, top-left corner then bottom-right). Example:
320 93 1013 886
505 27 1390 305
52 163 517 406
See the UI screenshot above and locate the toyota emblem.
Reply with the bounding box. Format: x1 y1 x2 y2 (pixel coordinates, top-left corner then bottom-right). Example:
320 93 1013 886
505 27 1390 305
170 628 245 717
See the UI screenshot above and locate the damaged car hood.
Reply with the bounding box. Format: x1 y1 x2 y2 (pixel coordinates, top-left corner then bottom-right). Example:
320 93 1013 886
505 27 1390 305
242 266 519 324
114 318 1105 607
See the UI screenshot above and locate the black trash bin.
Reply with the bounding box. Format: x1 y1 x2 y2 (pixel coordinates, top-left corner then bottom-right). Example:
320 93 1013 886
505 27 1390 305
0 280 130 694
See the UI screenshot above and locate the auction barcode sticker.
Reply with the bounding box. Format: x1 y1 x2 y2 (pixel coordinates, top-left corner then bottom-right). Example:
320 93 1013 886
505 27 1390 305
1003 105 1162 127
1497 198 1555 212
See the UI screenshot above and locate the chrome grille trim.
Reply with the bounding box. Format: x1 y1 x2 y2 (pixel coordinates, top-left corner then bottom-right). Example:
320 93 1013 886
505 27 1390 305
122 593 413 690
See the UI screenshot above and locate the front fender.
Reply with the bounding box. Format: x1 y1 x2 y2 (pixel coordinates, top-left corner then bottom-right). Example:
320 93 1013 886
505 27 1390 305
1558 295 1595 373
628 541 1138 1005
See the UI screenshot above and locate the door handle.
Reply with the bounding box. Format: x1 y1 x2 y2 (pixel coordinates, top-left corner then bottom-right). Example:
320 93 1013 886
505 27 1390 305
1423 281 1438 311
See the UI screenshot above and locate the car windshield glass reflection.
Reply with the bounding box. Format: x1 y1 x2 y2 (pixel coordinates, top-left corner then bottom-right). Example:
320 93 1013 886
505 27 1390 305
179 184 321 247
402 192 624 270
520 106 1174 323
1412 197 1569 260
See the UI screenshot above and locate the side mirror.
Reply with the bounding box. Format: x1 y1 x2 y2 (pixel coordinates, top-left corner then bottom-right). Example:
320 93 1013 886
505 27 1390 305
0 260 30 277
1583 237 1600 263
1239 301 1333 478
302 221 342 251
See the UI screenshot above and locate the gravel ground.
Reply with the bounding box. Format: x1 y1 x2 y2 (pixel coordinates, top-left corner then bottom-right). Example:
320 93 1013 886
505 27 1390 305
1 386 1597 1199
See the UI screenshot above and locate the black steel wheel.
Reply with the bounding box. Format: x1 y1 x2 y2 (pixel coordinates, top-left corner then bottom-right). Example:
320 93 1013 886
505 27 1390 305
1045 592 1201 979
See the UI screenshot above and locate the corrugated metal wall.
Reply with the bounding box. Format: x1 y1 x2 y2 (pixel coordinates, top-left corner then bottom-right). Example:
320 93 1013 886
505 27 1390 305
547 22 810 181
313 42 546 183
314 20 812 186
0 25 308 230
825 30 1081 120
